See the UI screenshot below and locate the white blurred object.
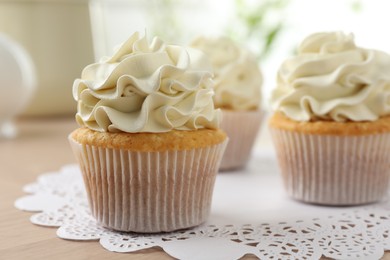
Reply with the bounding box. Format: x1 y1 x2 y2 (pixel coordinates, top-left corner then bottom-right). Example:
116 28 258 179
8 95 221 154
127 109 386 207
0 34 36 138
0 0 94 116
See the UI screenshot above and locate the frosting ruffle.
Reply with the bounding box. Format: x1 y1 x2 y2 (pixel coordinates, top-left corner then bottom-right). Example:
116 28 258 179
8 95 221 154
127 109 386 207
73 32 220 133
271 31 390 122
190 36 262 111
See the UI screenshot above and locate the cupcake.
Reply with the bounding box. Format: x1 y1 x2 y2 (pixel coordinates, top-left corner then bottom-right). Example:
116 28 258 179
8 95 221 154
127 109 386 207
269 31 390 205
69 32 228 233
191 36 263 170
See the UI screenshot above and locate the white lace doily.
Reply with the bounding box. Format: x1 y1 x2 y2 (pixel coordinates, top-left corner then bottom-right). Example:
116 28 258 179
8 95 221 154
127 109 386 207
14 149 390 260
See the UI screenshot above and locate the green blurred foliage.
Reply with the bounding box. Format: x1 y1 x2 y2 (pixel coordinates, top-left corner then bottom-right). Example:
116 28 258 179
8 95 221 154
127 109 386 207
229 0 290 61
149 0 182 44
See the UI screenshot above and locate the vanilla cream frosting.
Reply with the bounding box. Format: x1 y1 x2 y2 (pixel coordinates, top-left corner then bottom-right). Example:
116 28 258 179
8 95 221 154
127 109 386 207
271 31 390 122
73 32 221 133
190 36 262 111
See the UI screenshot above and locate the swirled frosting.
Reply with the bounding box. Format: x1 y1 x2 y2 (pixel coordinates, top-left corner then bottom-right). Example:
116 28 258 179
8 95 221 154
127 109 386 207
73 32 221 133
271 31 390 122
190 36 262 111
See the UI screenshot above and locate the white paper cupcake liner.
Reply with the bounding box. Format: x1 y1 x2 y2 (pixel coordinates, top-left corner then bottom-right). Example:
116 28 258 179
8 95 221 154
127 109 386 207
219 109 263 171
69 136 228 233
270 128 390 205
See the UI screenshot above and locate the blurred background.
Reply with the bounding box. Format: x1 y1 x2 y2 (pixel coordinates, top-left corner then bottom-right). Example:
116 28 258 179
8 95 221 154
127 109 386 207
0 0 388 120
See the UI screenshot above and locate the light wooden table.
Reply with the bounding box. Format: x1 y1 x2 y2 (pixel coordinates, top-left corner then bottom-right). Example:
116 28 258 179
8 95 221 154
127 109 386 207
1 117 389 260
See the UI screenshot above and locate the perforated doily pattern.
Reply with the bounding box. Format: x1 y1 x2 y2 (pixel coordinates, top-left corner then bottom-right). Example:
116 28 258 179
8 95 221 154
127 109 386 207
15 162 390 260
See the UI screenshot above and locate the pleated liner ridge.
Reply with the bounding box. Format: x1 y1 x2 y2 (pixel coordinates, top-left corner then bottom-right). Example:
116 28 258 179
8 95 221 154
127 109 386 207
219 110 263 171
69 136 228 233
270 128 390 205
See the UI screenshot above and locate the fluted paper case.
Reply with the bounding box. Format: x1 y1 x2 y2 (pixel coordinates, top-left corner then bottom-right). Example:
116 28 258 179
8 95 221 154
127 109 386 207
270 128 390 205
69 135 228 233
